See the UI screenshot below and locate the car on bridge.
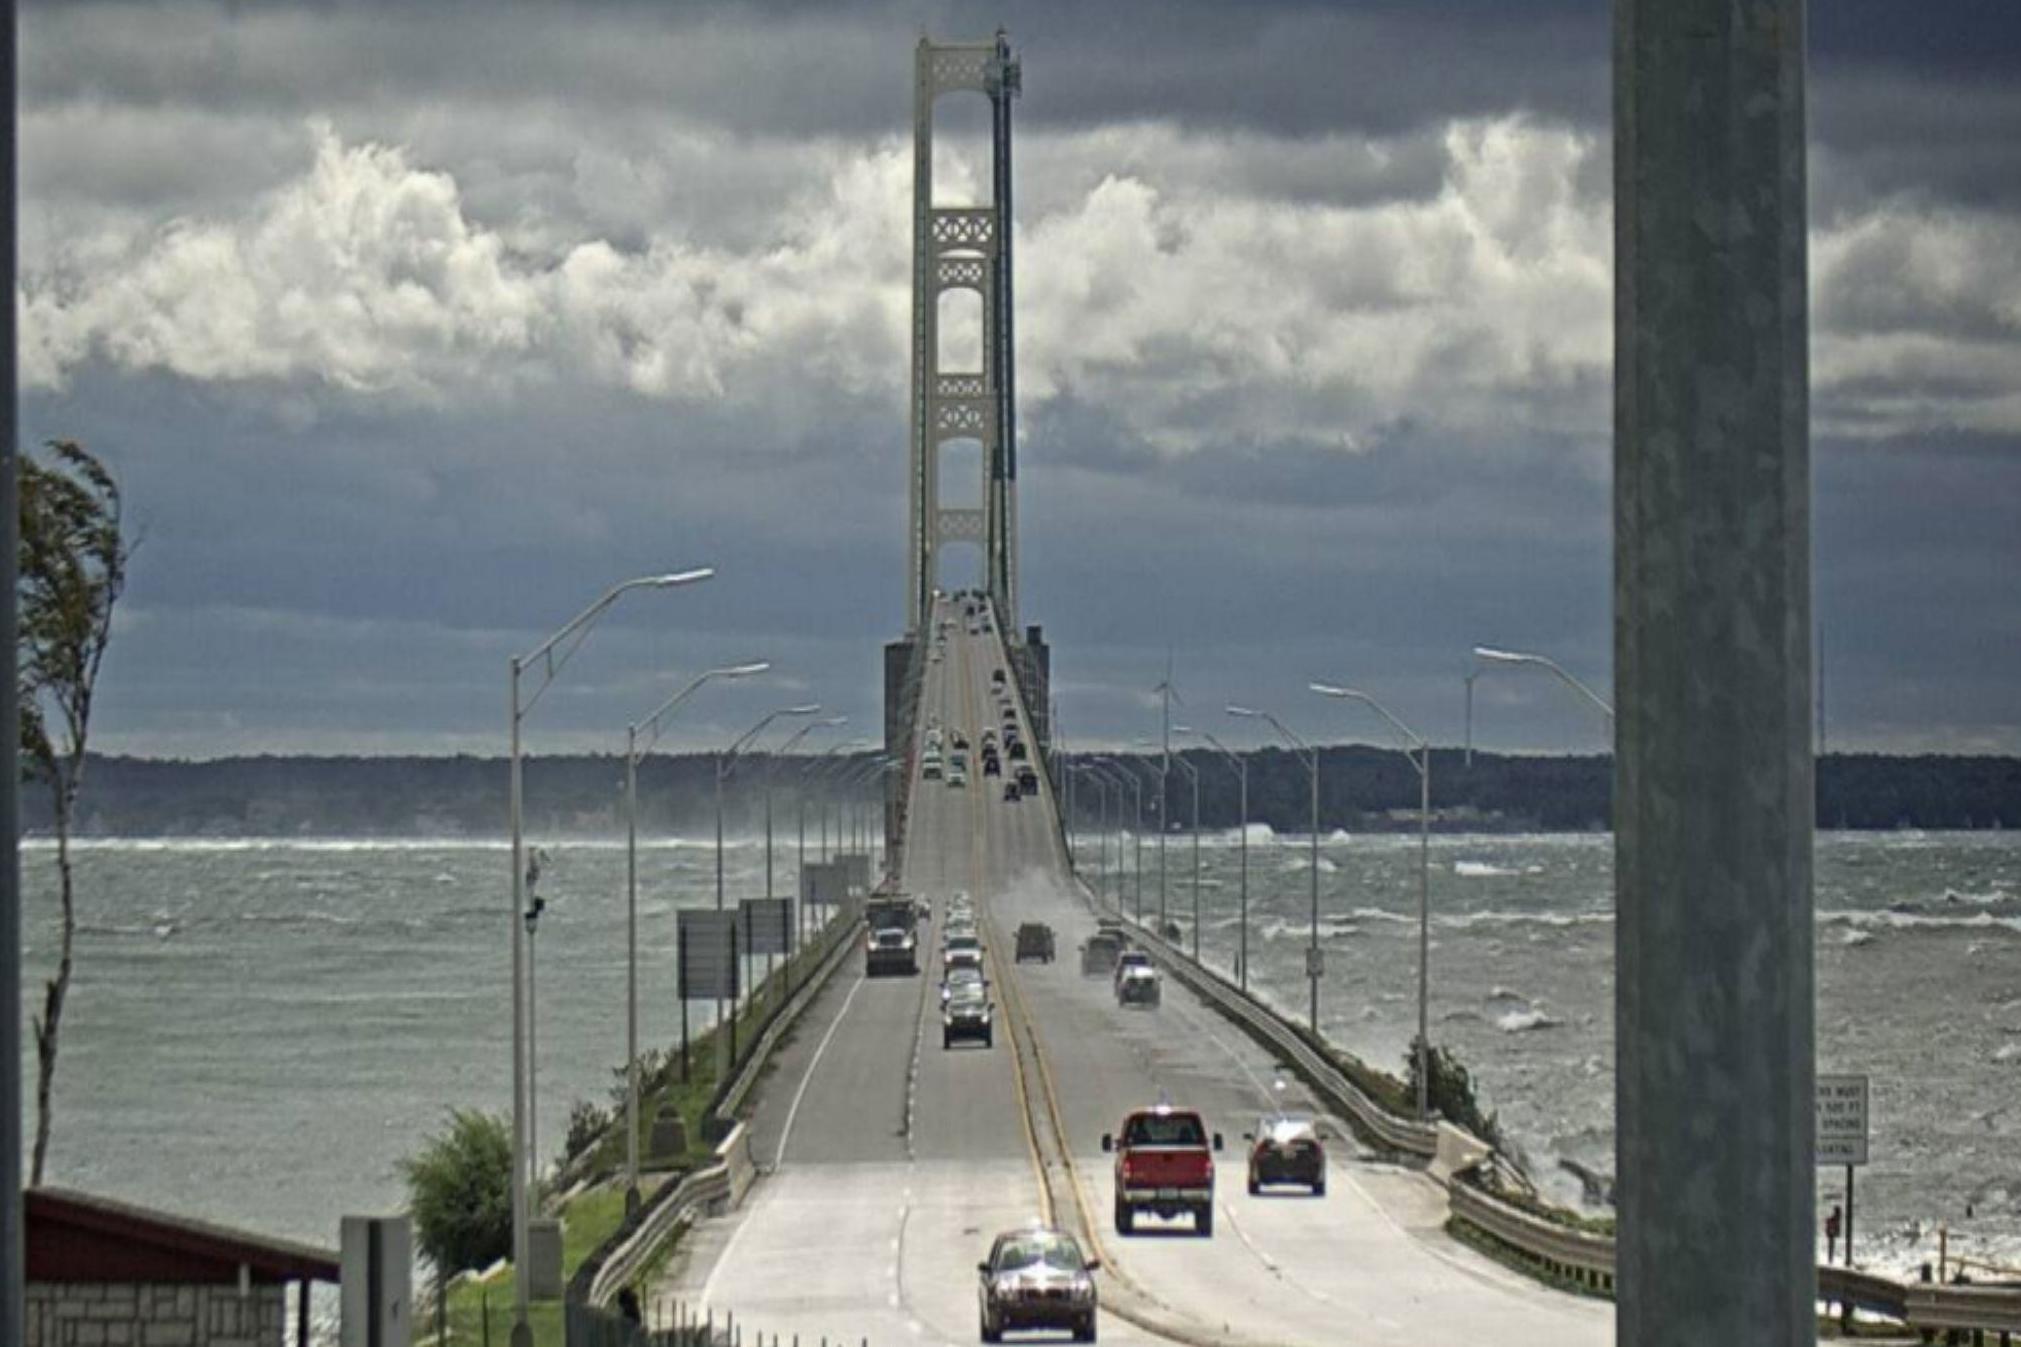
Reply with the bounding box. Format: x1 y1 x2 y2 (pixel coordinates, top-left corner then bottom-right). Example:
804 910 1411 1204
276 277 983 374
942 983 995 1049
1014 922 1055 963
1116 965 1161 1009
865 926 918 977
1112 949 1153 989
1080 930 1124 976
944 930 984 971
1244 1113 1326 1196
977 1226 1099 1344
1016 765 1039 793
948 763 968 788
1003 780 1021 803
1103 1103 1222 1236
941 963 986 1005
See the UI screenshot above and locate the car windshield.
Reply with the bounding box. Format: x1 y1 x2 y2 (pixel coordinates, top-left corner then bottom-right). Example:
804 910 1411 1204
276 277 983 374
949 986 988 1009
1123 1111 1206 1147
873 930 908 946
1261 1114 1315 1141
947 935 979 951
995 1233 1085 1274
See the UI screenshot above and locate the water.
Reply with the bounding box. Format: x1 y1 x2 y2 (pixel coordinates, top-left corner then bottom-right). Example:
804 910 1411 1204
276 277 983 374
17 830 2020 1285
16 833 841 1252
1079 828 2021 1279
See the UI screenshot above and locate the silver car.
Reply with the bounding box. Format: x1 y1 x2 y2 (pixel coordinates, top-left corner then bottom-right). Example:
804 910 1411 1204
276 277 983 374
978 1226 1098 1343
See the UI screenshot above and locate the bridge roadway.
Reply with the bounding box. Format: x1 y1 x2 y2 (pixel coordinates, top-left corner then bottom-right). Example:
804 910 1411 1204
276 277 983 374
657 599 1610 1345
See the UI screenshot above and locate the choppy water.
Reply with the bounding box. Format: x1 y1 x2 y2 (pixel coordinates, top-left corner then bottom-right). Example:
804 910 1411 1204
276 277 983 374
1076 827 2021 1278
18 830 2020 1286
17 834 842 1253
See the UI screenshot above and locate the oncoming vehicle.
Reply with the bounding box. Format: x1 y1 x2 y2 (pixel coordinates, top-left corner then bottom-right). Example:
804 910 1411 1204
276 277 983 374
944 931 983 971
941 963 986 1004
1245 1113 1326 1195
942 983 995 1049
1103 1104 1222 1236
948 763 968 788
865 926 918 977
1003 780 1021 803
977 1226 1099 1343
1116 965 1161 1008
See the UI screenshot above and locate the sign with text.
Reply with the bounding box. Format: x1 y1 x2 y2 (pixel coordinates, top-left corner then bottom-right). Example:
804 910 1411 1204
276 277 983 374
1817 1074 1869 1166
677 910 739 1001
739 897 792 956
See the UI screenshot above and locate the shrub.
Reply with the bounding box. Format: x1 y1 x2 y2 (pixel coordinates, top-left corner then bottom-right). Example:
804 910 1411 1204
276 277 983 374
1406 1040 1510 1154
400 1109 513 1276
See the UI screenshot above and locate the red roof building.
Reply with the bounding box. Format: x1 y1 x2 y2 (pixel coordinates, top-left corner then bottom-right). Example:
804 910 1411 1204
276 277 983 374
27 1188 339 1347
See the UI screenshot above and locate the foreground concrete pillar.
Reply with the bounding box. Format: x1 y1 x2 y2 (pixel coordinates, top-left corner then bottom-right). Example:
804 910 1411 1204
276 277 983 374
1614 1 1814 1343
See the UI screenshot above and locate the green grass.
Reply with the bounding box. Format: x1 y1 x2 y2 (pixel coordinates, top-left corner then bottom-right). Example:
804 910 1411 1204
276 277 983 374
429 1183 630 1346
423 917 860 1346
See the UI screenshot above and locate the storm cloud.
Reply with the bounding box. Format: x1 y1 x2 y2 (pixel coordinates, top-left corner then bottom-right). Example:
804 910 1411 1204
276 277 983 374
18 0 2020 757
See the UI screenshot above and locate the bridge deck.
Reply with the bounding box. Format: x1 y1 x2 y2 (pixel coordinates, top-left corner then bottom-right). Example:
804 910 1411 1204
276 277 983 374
656 599 1611 1345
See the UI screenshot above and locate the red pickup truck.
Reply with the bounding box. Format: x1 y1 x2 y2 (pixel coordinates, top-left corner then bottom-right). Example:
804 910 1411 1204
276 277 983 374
1102 1104 1223 1236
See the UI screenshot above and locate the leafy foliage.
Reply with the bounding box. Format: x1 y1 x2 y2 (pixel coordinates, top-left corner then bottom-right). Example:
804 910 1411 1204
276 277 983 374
401 1108 514 1276
18 439 130 1184
1407 1039 1510 1154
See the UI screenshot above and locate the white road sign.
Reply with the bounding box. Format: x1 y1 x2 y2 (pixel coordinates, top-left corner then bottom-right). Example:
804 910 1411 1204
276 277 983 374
1817 1074 1869 1167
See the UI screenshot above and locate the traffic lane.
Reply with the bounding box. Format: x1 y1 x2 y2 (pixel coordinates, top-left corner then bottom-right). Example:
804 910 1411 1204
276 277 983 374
985 866 1615 1344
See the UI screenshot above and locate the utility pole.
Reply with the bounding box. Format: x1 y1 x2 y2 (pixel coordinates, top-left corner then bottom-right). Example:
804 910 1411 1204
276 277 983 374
1615 2 1814 1342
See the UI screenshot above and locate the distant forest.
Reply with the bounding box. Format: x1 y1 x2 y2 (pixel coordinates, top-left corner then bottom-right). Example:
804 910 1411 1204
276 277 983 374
23 749 2021 837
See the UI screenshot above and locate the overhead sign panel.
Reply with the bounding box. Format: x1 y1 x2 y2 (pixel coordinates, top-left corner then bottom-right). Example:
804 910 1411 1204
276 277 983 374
1817 1074 1869 1167
677 910 740 1001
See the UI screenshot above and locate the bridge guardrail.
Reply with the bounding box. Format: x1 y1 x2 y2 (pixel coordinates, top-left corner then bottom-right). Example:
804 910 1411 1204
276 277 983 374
1448 1176 1615 1294
1109 911 1439 1159
1904 1282 2021 1335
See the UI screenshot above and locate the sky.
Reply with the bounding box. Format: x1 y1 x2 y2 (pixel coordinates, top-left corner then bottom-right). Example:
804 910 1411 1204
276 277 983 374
17 0 2021 759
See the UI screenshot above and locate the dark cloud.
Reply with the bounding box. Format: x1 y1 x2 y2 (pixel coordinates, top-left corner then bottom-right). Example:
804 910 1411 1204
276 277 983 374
17 0 2021 757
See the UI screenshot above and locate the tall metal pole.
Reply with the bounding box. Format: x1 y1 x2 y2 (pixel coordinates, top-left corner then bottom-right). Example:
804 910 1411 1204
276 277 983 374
714 751 726 1070
1417 749 1431 1121
1616 1 1813 1342
1158 679 1170 930
1238 761 1248 991
507 661 530 1347
1190 764 1201 962
2 5 26 1326
1307 747 1319 1033
624 732 640 1213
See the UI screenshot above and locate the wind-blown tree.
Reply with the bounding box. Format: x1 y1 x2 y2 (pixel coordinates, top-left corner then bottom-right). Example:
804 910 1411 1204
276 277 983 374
401 1109 514 1276
19 439 130 1184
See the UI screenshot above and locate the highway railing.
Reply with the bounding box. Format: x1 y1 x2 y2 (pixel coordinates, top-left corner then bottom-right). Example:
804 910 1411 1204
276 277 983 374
1448 1173 1615 1295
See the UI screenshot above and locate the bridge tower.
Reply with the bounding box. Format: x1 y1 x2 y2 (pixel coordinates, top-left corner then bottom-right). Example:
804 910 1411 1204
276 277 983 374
906 30 1020 634
886 32 1049 868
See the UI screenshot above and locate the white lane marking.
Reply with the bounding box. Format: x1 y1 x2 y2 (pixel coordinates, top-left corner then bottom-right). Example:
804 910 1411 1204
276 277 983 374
773 968 870 1168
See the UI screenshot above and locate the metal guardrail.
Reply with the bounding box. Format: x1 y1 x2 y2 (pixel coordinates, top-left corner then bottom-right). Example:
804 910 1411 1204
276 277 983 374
1448 1178 1615 1295
1819 1264 1908 1320
1112 912 1439 1159
1905 1282 2021 1335
717 912 864 1119
587 1157 733 1307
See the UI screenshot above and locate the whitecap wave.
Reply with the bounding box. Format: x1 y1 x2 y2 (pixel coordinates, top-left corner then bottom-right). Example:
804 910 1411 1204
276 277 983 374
1455 861 1520 878
1497 1009 1560 1033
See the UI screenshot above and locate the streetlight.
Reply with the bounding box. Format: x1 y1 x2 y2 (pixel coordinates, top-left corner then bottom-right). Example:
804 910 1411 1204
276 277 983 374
769 715 848 903
507 566 711 1341
1073 764 1112 909
1178 725 1250 990
801 740 870 940
621 658 768 1213
1093 757 1145 924
1228 704 1322 1033
1466 645 1615 766
1312 682 1434 1121
1139 738 1198 957
716 704 820 1068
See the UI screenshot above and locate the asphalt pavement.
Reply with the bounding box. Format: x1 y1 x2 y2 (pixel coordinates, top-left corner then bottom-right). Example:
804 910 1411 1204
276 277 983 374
656 600 1612 1345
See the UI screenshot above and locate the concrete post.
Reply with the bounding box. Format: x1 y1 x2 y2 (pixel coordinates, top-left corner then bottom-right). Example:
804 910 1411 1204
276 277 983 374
1614 2 1814 1343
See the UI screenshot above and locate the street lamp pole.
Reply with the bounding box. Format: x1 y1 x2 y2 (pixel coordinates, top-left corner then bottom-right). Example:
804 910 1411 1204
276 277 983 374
1094 758 1144 924
1313 682 1434 1121
621 659 768 1213
1468 645 1616 761
1180 725 1250 989
1229 705 1321 1032
715 704 820 1070
507 566 712 1343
